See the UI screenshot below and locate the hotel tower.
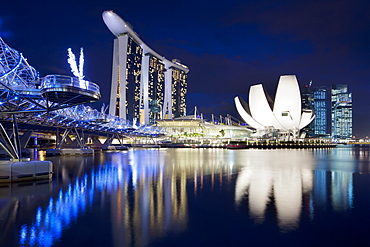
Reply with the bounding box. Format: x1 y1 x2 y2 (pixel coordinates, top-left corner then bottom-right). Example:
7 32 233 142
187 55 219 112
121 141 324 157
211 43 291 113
102 10 189 125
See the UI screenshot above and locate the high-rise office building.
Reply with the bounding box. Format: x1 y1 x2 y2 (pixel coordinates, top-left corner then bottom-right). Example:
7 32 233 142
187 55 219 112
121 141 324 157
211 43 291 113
301 83 313 110
301 82 315 136
331 84 352 140
301 83 329 137
102 11 189 125
312 86 329 136
302 83 352 140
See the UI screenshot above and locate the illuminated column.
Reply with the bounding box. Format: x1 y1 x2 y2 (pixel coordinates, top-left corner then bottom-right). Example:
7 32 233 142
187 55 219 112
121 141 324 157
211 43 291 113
109 35 128 119
140 53 150 125
163 65 173 119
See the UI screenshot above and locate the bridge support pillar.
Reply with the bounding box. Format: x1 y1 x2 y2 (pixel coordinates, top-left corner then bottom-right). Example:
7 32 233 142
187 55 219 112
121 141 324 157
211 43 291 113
20 131 33 149
48 127 94 156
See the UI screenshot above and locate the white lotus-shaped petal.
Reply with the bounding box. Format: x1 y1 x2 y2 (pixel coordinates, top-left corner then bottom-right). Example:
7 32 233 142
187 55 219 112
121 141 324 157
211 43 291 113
250 84 285 129
273 75 302 130
235 75 315 135
299 110 315 129
234 96 264 129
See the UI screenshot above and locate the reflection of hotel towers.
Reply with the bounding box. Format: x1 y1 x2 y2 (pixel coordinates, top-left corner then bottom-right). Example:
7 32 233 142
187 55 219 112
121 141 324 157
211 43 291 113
102 11 189 124
111 152 188 247
10 155 189 247
9 150 237 247
110 149 236 247
235 150 314 232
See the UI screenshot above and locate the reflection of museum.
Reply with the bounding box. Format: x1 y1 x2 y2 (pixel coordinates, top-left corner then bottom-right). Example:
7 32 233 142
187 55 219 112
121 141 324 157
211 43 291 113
235 150 354 232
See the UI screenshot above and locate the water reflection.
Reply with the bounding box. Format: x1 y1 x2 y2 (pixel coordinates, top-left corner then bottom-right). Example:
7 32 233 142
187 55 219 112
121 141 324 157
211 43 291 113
235 149 355 232
331 171 353 211
12 154 188 247
19 176 89 246
1 149 239 247
315 149 356 211
15 162 111 246
235 150 314 232
0 148 362 246
0 181 52 246
110 150 189 247
348 147 370 174
312 148 355 213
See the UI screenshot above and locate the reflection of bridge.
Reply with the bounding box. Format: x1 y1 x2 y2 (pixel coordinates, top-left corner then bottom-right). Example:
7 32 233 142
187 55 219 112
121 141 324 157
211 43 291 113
2 149 236 247
0 37 163 159
8 153 189 247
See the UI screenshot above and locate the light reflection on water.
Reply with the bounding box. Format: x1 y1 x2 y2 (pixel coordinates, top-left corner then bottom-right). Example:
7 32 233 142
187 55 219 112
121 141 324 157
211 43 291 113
235 149 315 232
0 147 367 246
235 148 355 233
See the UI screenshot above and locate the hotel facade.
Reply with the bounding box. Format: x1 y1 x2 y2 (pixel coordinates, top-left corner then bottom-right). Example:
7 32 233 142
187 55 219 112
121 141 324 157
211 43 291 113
102 10 189 125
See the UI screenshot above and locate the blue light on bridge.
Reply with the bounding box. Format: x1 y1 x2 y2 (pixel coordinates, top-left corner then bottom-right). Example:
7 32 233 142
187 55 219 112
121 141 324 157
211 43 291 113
0 37 164 139
16 160 164 247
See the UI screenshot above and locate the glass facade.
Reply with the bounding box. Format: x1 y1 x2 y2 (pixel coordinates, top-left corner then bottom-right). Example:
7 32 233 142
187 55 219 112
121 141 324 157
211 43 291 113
113 36 143 121
313 86 328 136
115 65 121 116
301 83 314 136
148 55 165 124
301 84 329 137
171 68 187 118
301 83 352 141
125 37 143 122
331 84 352 140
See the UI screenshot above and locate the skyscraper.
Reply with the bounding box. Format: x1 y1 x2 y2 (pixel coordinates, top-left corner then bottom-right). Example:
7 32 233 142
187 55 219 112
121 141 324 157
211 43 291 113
109 34 143 121
302 83 352 140
312 86 329 136
301 83 329 137
301 82 315 136
331 84 352 140
166 59 188 118
102 10 189 125
141 54 166 124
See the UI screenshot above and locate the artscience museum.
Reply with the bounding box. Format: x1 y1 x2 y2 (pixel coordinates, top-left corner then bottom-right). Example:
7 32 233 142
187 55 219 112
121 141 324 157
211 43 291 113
235 75 315 139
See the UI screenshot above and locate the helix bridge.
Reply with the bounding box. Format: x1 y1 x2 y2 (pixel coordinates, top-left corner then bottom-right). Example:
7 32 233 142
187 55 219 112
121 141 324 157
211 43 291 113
0 37 163 160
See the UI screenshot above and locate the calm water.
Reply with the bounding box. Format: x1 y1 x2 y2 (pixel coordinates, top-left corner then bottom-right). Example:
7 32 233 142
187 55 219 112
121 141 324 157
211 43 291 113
1 146 370 247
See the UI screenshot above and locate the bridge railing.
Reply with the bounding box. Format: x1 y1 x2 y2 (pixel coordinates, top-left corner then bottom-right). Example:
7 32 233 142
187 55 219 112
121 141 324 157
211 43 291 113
41 75 100 94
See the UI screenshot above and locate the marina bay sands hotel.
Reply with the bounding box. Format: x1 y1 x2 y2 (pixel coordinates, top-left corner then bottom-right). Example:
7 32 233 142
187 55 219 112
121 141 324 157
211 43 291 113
102 10 189 125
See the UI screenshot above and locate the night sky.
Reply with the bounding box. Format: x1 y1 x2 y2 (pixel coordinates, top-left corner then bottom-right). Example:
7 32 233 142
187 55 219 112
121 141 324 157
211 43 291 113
1 0 369 137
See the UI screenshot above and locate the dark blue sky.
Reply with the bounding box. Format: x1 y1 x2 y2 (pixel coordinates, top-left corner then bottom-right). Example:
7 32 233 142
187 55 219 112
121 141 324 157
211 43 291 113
1 0 369 137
